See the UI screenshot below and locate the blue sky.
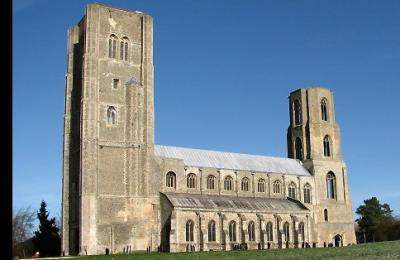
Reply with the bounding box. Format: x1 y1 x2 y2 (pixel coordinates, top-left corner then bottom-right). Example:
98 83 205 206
13 0 400 224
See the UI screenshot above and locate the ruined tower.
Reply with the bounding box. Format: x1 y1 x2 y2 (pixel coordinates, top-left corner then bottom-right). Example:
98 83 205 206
61 3 159 255
287 87 356 246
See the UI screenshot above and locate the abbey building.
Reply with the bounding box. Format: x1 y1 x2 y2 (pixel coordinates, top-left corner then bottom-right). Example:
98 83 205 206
61 3 356 255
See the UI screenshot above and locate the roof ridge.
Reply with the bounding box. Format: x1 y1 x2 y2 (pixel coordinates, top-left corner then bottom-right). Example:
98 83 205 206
155 144 296 161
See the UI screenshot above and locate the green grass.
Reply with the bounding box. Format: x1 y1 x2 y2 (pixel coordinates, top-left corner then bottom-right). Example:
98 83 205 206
58 240 400 260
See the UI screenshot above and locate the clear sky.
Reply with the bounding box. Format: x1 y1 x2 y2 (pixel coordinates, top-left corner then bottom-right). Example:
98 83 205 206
13 0 400 224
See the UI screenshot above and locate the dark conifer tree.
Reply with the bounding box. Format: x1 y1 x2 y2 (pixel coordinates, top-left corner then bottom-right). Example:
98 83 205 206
32 200 61 256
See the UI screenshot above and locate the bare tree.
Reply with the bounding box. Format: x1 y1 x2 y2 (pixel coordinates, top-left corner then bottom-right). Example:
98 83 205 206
12 206 36 256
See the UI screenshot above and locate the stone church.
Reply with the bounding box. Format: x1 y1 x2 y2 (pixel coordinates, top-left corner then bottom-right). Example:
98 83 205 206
61 3 356 255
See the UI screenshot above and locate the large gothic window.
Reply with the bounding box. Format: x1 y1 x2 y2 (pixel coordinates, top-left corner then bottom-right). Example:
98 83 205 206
299 222 305 241
288 182 296 199
248 221 255 241
321 98 328 121
326 172 336 199
229 221 236 242
207 175 215 190
295 137 303 161
266 222 273 241
294 99 302 125
208 220 216 242
273 180 281 194
323 135 331 157
283 222 290 242
108 34 118 58
224 176 233 191
107 106 117 125
258 179 265 193
187 173 196 189
166 172 176 188
120 37 129 61
303 183 311 204
241 177 249 191
186 220 194 242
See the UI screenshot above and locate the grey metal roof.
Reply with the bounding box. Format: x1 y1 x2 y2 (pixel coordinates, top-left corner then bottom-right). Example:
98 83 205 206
162 193 308 211
155 145 311 176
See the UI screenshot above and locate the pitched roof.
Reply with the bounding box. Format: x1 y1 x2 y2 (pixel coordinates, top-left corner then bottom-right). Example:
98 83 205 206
155 145 311 176
162 192 308 212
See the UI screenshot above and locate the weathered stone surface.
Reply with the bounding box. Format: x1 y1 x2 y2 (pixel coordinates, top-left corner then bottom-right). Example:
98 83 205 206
61 3 355 256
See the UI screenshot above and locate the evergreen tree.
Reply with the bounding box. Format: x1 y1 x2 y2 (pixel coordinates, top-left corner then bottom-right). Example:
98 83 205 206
356 197 393 242
32 200 61 256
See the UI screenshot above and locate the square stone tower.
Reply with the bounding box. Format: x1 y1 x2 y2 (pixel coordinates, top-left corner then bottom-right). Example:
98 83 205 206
61 3 160 255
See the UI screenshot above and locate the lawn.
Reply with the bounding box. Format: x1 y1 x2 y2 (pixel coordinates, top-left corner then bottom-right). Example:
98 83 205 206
56 240 400 260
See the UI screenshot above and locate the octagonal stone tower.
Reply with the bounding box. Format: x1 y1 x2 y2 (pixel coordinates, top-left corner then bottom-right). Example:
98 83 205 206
287 87 356 246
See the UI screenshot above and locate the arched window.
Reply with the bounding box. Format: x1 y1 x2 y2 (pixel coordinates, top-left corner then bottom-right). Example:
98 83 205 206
166 171 176 188
207 175 215 190
258 179 265 193
187 173 196 189
208 220 216 242
294 99 302 125
324 209 328 221
298 222 305 241
107 106 117 125
248 221 255 241
108 34 118 58
266 222 273 241
321 98 328 121
303 183 311 204
186 220 194 242
120 37 129 61
323 135 331 157
283 222 290 242
288 182 296 199
224 176 233 191
241 177 249 191
273 180 281 194
229 221 236 242
295 137 303 161
326 172 336 199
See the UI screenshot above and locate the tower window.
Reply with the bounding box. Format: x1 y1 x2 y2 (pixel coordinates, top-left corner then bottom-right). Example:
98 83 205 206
288 182 296 199
323 135 331 157
304 183 311 204
108 34 118 58
295 137 303 161
107 106 117 125
326 172 336 199
273 180 281 194
229 221 236 242
208 220 216 242
112 78 119 89
294 99 302 125
241 177 249 191
207 175 215 190
166 171 176 188
257 178 265 193
324 209 329 221
186 220 194 242
120 37 129 61
187 173 196 189
248 221 255 241
224 176 233 191
321 98 328 121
